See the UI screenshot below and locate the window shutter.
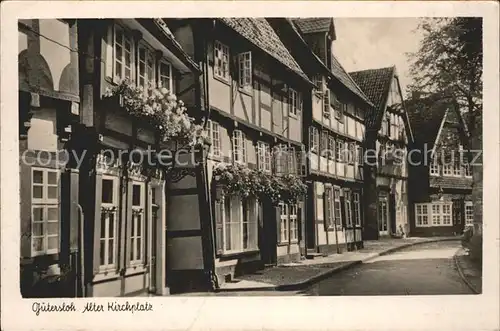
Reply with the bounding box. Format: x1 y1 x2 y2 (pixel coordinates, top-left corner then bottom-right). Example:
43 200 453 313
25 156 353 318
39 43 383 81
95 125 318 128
214 197 223 254
340 195 347 228
323 190 329 231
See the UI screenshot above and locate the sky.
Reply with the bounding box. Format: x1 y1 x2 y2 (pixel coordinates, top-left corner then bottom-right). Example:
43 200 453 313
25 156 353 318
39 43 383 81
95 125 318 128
333 18 424 94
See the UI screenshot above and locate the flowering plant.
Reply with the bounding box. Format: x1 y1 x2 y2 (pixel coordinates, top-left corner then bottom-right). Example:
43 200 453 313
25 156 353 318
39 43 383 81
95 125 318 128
104 79 209 146
212 163 307 204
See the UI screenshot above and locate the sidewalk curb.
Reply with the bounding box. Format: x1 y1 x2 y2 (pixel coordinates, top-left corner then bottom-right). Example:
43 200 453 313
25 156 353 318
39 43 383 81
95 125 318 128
215 237 460 293
453 248 480 294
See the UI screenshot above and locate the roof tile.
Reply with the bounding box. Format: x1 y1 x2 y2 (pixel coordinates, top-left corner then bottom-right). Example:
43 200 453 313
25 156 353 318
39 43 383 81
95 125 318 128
219 18 309 82
292 18 333 34
429 176 473 190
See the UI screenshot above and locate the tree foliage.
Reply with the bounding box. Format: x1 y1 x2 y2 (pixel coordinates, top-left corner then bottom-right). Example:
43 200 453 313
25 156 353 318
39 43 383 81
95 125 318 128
407 18 482 122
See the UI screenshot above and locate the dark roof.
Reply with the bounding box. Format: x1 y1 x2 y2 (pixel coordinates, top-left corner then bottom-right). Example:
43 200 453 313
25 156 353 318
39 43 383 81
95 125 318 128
429 176 473 190
406 94 450 148
219 18 309 82
330 55 373 106
349 66 395 128
292 18 333 34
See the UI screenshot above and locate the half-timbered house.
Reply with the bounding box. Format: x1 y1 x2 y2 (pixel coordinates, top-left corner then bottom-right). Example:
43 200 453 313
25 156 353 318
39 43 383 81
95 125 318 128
269 18 374 255
406 93 473 237
349 66 414 240
168 18 312 288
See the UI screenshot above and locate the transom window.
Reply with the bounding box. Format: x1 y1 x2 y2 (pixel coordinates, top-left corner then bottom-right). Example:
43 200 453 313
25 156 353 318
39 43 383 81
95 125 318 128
214 41 230 81
238 51 252 89
100 176 119 270
289 88 302 117
465 201 473 225
114 25 134 82
222 196 258 253
130 182 145 264
207 120 221 157
257 141 271 172
31 168 60 256
232 130 247 165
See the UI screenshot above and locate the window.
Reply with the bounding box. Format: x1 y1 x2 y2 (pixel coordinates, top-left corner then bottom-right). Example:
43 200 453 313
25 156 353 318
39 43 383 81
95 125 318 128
114 25 134 82
430 159 440 176
336 140 344 162
287 147 297 174
357 146 364 164
416 202 453 227
31 168 60 256
313 75 323 92
130 182 145 264
279 203 299 243
159 60 173 91
100 176 118 270
442 204 452 225
453 162 462 176
274 145 288 174
353 193 361 226
415 204 429 227
464 163 472 177
289 88 301 117
348 143 355 164
137 44 156 89
232 130 246 164
465 201 473 225
323 90 330 118
207 120 221 157
391 114 398 139
333 188 342 227
238 52 252 88
257 141 271 172
214 41 229 81
328 136 335 160
321 131 329 157
345 191 353 227
309 127 319 152
222 196 258 253
443 164 453 176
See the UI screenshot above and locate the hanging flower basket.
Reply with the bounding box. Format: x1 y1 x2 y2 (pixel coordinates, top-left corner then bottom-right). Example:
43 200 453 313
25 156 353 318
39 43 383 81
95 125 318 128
104 79 210 147
212 163 307 204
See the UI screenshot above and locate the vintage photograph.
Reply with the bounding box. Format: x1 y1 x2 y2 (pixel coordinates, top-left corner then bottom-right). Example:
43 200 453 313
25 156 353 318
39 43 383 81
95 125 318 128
17 16 483 298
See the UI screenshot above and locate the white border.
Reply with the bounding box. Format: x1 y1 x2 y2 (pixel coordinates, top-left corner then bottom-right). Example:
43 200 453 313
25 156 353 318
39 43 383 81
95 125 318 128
1 2 499 330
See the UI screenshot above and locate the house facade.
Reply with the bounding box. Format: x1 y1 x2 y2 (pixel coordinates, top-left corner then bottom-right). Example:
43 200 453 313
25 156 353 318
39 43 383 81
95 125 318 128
350 66 413 240
269 18 374 255
168 18 312 287
19 19 81 298
407 93 473 237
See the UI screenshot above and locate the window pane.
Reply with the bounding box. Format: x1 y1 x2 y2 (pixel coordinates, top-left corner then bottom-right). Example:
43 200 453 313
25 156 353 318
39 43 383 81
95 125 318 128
47 186 58 199
137 238 141 260
108 238 114 265
47 207 58 221
33 238 43 252
47 222 58 235
100 240 106 265
137 214 142 238
33 186 43 199
48 236 58 250
32 222 44 236
102 179 114 203
33 170 43 184
132 184 141 206
108 213 115 239
100 213 107 240
47 171 57 185
33 207 44 221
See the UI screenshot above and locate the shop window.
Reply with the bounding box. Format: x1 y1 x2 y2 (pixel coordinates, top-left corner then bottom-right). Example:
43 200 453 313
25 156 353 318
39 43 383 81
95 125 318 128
222 196 258 253
279 203 299 243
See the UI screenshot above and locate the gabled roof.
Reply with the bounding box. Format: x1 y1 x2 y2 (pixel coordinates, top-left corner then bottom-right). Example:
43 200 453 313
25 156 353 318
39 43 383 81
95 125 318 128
430 176 473 190
219 18 310 83
292 18 335 38
349 66 395 128
406 94 450 149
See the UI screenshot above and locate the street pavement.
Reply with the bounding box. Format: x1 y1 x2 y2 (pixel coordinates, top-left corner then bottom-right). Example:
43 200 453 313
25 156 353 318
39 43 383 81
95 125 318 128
182 240 473 296
301 240 474 296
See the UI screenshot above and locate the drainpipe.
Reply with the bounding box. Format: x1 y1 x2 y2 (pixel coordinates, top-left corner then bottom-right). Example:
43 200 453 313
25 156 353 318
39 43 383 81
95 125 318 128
76 203 85 297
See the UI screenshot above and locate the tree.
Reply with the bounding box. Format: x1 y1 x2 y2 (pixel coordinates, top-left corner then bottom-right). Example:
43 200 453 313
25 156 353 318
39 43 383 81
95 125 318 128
407 18 483 262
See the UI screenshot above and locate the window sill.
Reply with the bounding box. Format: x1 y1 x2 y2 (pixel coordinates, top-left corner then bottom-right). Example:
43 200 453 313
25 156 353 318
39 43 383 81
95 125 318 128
214 75 231 86
94 269 120 283
218 249 259 260
238 86 253 96
126 264 147 276
289 113 299 119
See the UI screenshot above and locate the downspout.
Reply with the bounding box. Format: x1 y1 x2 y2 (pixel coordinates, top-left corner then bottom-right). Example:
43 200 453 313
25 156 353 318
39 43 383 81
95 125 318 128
76 203 85 297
